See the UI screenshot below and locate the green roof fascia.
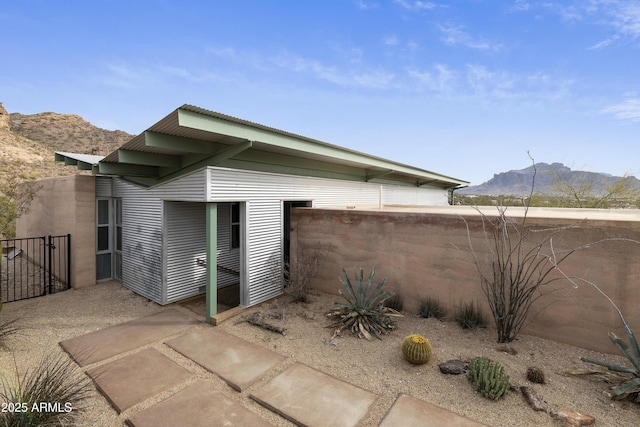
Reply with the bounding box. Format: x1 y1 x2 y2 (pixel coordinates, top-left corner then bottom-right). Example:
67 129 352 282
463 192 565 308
97 162 159 177
231 149 368 179
177 108 458 184
145 131 221 154
154 140 254 184
117 149 181 168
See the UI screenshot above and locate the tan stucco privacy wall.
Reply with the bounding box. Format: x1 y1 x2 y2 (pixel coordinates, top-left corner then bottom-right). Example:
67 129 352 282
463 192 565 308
291 206 640 354
17 175 96 289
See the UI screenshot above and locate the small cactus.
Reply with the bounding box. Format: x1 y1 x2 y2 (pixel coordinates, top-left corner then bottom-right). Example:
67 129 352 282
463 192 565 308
401 334 433 365
526 366 546 384
467 356 510 400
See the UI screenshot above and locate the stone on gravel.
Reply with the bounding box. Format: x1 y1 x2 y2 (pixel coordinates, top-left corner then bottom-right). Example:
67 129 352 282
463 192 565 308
551 409 595 426
438 359 468 375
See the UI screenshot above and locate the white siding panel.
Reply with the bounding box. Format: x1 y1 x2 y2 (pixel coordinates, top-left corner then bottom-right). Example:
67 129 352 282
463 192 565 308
113 179 164 303
165 202 206 303
246 199 282 306
381 185 448 206
96 176 112 197
207 167 448 307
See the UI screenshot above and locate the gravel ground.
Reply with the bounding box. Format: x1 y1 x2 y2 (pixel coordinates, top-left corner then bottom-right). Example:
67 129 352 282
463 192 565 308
1 281 639 426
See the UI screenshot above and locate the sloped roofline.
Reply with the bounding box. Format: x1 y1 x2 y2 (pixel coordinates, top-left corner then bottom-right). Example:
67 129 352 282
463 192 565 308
56 104 469 189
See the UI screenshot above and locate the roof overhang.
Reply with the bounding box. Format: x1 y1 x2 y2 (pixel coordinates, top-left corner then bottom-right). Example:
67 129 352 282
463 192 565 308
56 104 469 190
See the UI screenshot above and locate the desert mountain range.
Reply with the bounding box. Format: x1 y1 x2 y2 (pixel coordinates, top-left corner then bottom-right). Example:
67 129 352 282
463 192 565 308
1 102 634 198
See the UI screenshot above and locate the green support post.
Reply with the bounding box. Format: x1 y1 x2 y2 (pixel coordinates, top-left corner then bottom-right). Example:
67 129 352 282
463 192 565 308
206 203 218 324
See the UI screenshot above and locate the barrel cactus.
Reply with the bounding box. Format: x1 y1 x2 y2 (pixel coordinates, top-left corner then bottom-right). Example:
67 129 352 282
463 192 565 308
401 334 433 365
467 356 510 400
526 366 546 384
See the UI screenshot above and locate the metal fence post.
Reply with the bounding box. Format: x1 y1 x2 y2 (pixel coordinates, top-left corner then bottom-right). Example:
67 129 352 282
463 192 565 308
67 233 71 289
47 235 53 295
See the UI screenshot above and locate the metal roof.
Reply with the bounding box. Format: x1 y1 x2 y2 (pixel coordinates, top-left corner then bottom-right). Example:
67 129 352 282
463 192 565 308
56 104 469 189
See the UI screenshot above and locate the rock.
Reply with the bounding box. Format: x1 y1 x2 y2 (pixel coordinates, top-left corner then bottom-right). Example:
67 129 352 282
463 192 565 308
438 359 468 375
520 386 549 412
551 409 595 426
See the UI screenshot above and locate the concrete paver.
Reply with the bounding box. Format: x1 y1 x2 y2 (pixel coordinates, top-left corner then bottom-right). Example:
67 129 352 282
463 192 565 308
126 380 274 427
250 362 379 427
165 327 285 392
60 309 199 366
379 394 489 427
60 308 490 426
87 348 191 413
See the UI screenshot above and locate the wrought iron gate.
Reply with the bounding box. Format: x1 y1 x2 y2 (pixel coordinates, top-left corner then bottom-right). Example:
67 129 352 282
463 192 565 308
0 234 71 303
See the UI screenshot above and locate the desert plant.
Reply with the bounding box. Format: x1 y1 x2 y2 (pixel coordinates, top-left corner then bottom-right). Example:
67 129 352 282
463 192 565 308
526 366 546 384
0 301 20 347
468 356 510 400
401 334 433 365
418 297 446 320
282 243 324 303
459 156 581 343
454 302 486 330
326 266 402 340
580 287 640 399
0 352 93 426
384 293 404 312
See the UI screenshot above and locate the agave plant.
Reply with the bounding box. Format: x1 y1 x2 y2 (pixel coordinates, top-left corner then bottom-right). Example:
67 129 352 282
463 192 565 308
581 310 640 399
326 266 402 340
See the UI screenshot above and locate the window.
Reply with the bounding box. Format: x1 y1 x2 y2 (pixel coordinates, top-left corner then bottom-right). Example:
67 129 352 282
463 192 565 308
230 202 240 249
96 199 111 280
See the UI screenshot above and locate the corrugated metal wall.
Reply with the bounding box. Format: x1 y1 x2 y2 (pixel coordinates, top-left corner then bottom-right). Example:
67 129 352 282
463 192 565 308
164 201 240 304
112 166 447 306
165 201 206 303
113 170 208 304
207 167 449 307
96 176 112 197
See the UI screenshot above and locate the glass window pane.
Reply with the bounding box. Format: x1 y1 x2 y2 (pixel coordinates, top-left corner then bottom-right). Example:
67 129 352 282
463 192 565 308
231 203 239 223
231 224 239 249
98 199 109 225
115 199 122 225
116 226 122 251
97 226 109 251
96 253 112 280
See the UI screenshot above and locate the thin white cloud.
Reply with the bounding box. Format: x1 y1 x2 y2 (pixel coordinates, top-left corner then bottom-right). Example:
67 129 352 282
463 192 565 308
601 99 640 122
589 35 620 50
518 1 640 47
271 52 396 89
354 0 379 10
384 35 399 46
394 0 437 12
438 24 502 51
409 64 455 92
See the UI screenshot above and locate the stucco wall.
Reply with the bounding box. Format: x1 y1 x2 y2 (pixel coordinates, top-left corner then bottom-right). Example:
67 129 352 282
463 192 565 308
291 207 640 354
17 175 96 289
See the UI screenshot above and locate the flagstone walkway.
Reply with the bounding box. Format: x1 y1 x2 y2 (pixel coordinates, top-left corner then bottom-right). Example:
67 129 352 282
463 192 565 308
60 309 487 426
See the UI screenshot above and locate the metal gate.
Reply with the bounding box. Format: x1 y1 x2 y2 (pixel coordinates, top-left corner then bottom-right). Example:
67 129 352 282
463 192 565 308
0 234 71 303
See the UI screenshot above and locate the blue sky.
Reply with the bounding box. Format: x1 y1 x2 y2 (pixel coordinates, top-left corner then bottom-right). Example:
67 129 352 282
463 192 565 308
1 1 639 185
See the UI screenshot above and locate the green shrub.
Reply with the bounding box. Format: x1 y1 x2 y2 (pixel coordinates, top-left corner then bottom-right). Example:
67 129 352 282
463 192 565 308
455 302 487 330
418 297 446 320
468 356 510 400
582 329 640 399
0 352 93 426
526 366 546 384
326 266 402 340
401 334 433 365
384 293 404 312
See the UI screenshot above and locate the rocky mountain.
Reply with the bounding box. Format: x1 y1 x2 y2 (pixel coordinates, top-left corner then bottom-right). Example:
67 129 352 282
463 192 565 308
458 162 640 196
0 102 133 182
